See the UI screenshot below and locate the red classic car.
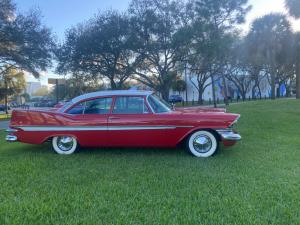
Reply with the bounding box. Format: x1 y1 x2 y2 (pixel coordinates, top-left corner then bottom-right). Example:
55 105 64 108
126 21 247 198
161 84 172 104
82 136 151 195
5 90 241 157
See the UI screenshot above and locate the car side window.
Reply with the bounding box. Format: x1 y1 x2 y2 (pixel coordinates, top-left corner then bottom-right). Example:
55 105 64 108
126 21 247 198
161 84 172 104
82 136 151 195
67 102 85 114
84 98 112 114
67 98 112 115
113 96 149 114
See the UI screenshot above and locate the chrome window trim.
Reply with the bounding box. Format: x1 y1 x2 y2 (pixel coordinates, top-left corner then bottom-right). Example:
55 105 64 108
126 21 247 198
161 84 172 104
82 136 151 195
146 94 172 114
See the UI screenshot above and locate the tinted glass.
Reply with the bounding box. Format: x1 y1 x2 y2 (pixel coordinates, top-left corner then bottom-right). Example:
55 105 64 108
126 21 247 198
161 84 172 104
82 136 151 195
113 96 149 114
67 98 112 114
148 94 171 113
67 102 85 114
84 98 112 114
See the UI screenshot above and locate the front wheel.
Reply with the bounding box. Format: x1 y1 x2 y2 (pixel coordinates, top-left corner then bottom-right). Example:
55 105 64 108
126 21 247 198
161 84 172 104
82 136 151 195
52 136 78 155
187 130 218 158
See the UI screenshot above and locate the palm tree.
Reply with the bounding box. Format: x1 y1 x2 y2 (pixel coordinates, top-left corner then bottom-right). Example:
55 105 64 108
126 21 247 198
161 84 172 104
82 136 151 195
286 0 300 99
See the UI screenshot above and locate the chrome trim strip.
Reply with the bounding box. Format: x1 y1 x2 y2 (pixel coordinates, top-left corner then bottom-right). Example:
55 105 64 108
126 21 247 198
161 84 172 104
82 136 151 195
16 126 107 131
6 128 18 133
216 129 242 141
6 135 17 142
15 125 194 132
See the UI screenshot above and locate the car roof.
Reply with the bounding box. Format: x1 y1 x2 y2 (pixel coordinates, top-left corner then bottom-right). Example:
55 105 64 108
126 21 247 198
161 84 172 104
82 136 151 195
72 90 154 103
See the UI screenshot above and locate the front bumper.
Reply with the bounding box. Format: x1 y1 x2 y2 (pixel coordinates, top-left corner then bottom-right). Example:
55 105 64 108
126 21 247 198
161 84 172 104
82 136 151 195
6 134 17 142
216 129 242 141
5 128 18 142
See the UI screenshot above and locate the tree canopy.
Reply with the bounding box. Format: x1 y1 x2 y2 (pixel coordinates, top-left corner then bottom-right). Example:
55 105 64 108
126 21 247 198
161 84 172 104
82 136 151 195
246 13 294 99
0 0 54 78
286 0 300 18
56 10 139 90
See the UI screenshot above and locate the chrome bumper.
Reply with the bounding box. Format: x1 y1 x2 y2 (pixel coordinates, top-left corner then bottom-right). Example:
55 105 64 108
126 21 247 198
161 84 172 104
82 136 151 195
216 130 242 141
6 135 17 142
5 128 18 142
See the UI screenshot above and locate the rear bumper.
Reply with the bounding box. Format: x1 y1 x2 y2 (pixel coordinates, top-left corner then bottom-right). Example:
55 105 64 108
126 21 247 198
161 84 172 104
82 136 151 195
5 128 18 142
216 129 241 141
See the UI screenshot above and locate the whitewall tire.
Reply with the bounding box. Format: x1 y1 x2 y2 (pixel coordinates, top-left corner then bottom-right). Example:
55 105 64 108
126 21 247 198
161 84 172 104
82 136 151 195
52 136 78 155
187 130 218 158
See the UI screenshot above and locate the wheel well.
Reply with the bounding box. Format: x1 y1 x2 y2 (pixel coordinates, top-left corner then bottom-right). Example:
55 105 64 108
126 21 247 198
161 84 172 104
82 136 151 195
44 135 79 143
177 128 221 147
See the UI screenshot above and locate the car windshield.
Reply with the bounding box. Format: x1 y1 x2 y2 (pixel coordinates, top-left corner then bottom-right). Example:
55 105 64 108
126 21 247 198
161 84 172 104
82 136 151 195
147 94 172 113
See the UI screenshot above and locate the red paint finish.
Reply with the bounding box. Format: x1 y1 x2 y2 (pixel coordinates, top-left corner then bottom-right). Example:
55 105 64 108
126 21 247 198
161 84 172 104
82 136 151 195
9 94 241 148
222 140 237 147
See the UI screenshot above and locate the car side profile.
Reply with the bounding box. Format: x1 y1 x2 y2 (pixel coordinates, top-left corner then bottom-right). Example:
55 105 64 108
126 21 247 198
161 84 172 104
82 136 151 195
6 90 241 157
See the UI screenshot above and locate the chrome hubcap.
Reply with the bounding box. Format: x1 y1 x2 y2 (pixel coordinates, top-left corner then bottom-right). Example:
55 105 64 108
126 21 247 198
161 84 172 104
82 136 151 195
193 135 212 153
57 136 74 151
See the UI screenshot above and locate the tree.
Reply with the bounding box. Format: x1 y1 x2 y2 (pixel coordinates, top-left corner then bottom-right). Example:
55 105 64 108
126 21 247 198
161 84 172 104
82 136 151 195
285 0 300 18
286 0 300 99
129 0 190 100
294 33 300 98
57 10 139 90
236 35 268 99
247 14 294 99
0 0 54 78
172 78 186 95
224 40 253 100
188 0 251 106
0 66 25 113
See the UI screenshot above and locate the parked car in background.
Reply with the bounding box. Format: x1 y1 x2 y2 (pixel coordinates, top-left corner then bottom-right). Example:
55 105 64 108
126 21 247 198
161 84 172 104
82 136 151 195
54 101 69 109
0 104 10 112
6 90 241 157
169 95 183 103
34 99 56 107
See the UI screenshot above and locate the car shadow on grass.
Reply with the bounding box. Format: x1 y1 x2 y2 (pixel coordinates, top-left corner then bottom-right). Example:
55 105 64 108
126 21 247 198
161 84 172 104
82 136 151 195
9 142 236 159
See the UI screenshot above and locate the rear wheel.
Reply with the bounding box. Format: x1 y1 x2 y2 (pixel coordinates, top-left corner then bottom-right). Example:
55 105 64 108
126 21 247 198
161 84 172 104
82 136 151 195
52 136 78 155
186 130 218 157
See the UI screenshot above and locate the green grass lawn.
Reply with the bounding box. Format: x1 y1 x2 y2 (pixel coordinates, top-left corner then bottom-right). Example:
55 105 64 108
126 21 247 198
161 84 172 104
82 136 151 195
0 99 299 225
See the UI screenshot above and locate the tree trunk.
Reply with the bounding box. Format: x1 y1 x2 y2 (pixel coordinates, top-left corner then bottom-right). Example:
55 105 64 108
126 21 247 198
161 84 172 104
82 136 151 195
241 92 246 101
271 72 276 100
197 84 204 105
252 85 256 99
110 79 117 90
197 91 204 105
222 75 229 105
257 84 262 99
296 63 300 99
211 75 217 108
161 87 170 102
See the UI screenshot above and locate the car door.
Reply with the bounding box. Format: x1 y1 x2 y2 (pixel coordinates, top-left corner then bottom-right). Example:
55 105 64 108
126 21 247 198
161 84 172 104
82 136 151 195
65 97 112 147
107 96 170 147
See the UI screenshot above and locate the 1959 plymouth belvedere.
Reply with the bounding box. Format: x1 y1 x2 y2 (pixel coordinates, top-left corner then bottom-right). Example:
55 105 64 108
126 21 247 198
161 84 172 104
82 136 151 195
5 90 241 157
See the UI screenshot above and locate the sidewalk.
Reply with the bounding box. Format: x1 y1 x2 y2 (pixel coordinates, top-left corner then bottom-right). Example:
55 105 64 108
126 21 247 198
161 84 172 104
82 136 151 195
0 120 9 130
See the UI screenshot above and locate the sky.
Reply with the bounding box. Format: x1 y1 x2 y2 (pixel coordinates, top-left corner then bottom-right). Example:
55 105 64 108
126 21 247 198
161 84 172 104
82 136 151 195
15 0 300 85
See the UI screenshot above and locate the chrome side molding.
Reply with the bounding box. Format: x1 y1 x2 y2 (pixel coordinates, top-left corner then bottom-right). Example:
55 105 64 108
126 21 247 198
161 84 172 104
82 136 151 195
6 128 18 133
